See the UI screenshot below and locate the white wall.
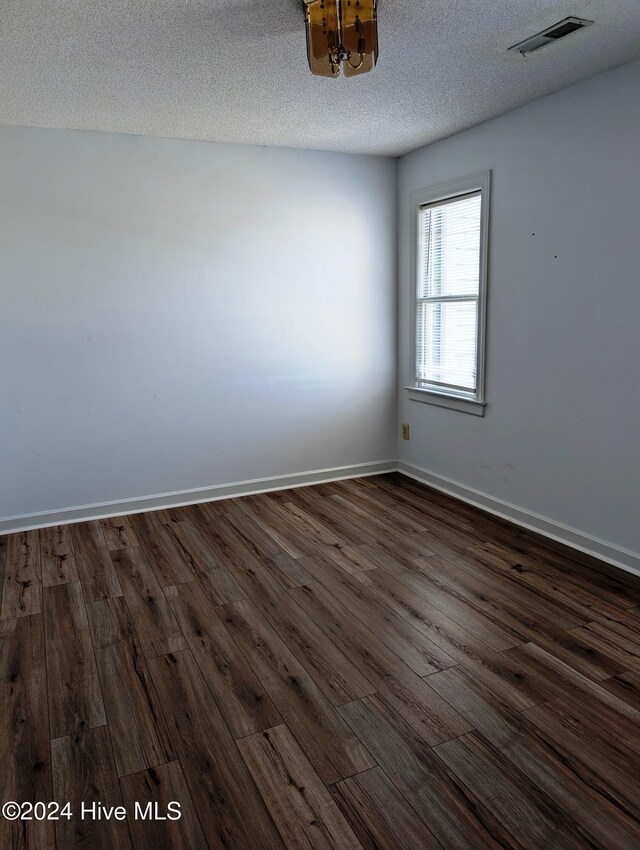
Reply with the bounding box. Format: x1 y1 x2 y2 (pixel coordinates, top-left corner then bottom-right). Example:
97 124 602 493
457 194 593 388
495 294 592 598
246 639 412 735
0 126 397 525
398 59 640 566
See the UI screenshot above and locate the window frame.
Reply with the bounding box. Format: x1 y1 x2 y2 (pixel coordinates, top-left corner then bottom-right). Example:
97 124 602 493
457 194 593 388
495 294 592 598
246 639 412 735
406 171 490 416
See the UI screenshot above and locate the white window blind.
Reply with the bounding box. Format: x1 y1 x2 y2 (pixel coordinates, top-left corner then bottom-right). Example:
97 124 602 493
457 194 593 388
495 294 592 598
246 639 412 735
416 191 482 394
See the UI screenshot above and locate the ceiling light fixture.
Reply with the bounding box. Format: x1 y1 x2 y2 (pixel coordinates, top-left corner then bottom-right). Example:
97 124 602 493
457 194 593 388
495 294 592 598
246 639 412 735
507 16 593 56
303 0 378 77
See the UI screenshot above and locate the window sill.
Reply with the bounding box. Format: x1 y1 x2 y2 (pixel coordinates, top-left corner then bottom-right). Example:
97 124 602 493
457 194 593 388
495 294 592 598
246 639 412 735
405 386 487 417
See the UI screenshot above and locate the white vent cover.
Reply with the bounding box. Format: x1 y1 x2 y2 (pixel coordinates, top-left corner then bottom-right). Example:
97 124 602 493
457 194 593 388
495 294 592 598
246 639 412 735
508 17 594 56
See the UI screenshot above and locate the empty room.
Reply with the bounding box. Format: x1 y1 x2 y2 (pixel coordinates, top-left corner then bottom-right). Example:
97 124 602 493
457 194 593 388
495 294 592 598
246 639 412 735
2 1 640 848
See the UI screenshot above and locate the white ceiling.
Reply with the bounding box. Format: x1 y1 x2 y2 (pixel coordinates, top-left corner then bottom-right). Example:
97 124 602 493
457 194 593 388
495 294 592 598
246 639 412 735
2 0 640 156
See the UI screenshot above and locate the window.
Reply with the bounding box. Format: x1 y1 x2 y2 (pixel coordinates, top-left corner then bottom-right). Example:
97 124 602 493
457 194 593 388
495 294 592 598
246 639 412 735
407 172 490 415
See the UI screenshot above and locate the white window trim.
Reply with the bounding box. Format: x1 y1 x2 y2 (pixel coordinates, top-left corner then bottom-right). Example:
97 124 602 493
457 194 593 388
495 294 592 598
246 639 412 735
406 170 490 417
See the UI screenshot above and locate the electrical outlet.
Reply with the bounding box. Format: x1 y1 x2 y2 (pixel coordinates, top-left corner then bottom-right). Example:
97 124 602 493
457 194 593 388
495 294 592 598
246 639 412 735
402 423 410 440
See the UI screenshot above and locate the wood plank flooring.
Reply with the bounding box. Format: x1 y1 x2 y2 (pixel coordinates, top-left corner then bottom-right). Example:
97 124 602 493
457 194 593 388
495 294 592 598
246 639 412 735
2 472 640 849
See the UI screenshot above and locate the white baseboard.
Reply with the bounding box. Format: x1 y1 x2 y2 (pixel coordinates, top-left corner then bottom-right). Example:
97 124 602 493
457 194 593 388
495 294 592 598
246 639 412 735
398 461 640 578
0 460 398 535
4 457 638 582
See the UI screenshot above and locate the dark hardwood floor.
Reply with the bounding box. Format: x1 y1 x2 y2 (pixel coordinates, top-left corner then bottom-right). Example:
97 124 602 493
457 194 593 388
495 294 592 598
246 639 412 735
2 472 640 849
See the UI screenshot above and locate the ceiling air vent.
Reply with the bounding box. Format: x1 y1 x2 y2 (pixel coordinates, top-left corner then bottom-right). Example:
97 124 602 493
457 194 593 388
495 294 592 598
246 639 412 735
508 17 594 56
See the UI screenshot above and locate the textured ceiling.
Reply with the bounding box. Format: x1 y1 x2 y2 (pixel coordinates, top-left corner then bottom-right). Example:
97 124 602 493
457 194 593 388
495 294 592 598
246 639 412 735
2 0 640 156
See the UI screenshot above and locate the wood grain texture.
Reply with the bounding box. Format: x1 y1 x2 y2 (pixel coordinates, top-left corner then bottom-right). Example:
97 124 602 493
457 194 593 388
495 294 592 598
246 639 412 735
468 540 623 621
318 543 378 576
0 615 54 850
236 495 319 559
291 581 472 745
270 500 345 552
164 518 227 574
601 670 640 712
165 518 246 603
523 696 640 817
339 693 516 849
413 553 577 649
71 521 122 602
0 537 5 613
329 493 439 561
99 516 139 551
87 596 173 777
44 581 106 738
569 620 640 674
40 525 79 587
189 500 313 592
3 473 640 849
465 535 640 611
210 500 287 561
0 530 41 619
222 598 375 783
363 565 554 711
219 500 316 586
222 558 376 706
274 488 368 548
434 731 599 849
237 724 362 849
427 665 640 849
433 546 590 630
128 512 195 587
503 642 640 754
120 761 208 850
381 556 522 651
147 649 285 849
298 549 457 676
166 581 282 738
264 550 318 589
330 479 429 536
110 546 187 658
329 766 442 850
51 725 132 850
